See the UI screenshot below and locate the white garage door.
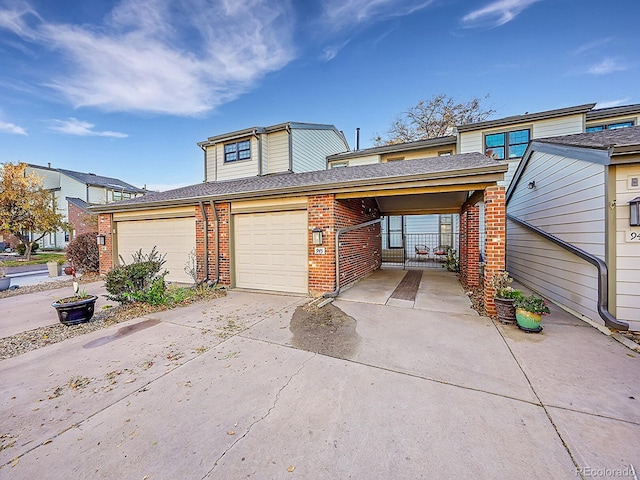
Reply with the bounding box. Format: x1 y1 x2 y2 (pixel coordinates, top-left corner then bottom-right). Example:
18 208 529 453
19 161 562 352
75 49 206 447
117 217 196 284
234 211 308 294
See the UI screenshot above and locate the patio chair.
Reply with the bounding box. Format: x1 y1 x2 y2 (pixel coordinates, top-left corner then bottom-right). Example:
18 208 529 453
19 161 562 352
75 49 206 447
433 245 449 261
414 244 429 261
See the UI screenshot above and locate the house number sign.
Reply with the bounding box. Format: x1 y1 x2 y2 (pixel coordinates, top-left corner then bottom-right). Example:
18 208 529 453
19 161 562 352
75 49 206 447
626 231 640 242
314 247 326 255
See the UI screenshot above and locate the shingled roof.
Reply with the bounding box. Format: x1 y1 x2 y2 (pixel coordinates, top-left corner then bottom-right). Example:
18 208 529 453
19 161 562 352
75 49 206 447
533 125 640 151
93 152 506 212
57 168 146 193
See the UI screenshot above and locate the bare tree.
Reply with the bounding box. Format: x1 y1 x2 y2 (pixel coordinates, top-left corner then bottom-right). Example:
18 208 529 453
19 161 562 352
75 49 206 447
373 94 495 146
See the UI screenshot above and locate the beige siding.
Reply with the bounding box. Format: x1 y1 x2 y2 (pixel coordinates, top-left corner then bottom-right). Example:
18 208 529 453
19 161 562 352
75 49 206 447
59 175 87 202
343 155 381 166
216 136 259 181
27 166 60 190
459 114 585 155
381 148 451 162
614 162 640 329
205 145 217 182
507 150 607 324
265 130 289 174
292 128 348 172
88 186 106 204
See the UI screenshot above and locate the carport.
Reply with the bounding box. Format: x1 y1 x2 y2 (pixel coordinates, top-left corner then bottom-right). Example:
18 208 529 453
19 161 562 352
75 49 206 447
95 153 507 314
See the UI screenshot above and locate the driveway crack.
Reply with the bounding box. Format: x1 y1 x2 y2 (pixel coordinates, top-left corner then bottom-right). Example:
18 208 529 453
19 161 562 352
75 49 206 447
203 352 316 478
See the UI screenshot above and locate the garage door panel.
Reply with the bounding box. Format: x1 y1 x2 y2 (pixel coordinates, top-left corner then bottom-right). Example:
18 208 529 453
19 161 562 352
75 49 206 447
117 217 195 284
234 211 308 294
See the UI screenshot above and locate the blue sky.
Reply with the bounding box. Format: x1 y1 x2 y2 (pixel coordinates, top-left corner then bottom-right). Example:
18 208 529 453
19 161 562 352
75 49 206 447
0 0 638 191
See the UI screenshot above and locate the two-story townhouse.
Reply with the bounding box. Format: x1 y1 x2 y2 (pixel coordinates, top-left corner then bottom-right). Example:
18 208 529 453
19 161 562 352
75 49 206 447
26 164 146 249
198 122 349 182
100 122 349 284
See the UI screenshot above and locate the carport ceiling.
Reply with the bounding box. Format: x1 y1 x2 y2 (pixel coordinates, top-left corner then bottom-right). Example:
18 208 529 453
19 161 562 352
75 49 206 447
376 191 470 215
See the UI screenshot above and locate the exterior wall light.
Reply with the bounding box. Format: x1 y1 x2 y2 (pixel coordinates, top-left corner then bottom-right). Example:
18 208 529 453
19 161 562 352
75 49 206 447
527 180 536 189
96 234 106 246
312 228 323 245
629 197 640 227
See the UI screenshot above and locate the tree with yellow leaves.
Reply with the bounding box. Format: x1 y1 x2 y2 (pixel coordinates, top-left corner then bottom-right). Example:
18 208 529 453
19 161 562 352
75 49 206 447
0 162 66 259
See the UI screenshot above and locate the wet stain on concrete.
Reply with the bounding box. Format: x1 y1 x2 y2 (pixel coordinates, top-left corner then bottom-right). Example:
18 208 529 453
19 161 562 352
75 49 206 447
290 304 361 359
83 318 161 348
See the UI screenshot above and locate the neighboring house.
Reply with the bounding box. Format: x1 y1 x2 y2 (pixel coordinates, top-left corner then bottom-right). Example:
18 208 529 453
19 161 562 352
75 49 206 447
198 122 349 182
26 164 146 248
506 126 640 331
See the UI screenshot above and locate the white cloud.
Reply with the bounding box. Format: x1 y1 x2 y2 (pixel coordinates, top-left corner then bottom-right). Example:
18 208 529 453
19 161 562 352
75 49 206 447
573 38 613 56
321 0 433 31
48 118 128 138
587 58 626 76
595 98 633 109
0 120 27 135
0 0 295 116
462 0 541 28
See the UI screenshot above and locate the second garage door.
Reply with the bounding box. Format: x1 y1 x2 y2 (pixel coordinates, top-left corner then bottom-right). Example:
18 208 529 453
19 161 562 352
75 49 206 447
234 211 308 294
117 217 196 284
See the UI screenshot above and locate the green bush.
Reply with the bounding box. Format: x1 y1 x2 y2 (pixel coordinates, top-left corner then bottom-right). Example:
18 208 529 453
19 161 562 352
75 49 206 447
66 232 99 273
104 247 168 304
16 242 39 256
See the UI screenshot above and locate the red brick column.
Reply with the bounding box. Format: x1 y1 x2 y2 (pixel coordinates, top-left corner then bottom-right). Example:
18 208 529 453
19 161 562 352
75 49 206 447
466 205 480 287
98 213 113 275
483 186 506 315
459 210 468 285
308 194 337 296
196 202 230 285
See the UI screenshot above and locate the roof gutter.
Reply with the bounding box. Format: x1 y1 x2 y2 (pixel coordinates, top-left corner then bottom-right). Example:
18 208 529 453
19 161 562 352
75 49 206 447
506 214 628 331
323 218 382 298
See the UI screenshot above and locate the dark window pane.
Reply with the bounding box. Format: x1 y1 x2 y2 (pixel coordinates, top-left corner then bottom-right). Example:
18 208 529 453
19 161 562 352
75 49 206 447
238 149 251 160
224 143 237 153
485 133 505 148
225 152 237 162
586 126 603 132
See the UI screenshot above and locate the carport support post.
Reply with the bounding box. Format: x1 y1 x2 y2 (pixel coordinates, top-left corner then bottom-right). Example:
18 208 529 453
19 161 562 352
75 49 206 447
98 213 114 275
483 186 506 316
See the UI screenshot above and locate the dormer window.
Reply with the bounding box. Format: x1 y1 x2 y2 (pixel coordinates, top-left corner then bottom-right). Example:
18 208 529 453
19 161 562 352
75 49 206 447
224 140 251 163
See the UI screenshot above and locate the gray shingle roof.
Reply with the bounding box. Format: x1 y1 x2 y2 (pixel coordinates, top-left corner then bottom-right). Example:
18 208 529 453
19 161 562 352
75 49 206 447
586 104 640 121
66 197 91 213
94 152 505 212
534 125 640 150
57 168 146 193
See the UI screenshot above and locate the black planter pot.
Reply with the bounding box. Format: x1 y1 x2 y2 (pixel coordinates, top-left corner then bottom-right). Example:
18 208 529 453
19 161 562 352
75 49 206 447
52 295 98 325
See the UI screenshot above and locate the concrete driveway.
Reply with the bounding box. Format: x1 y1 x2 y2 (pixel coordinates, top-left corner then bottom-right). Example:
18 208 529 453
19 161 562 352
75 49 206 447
1 270 639 479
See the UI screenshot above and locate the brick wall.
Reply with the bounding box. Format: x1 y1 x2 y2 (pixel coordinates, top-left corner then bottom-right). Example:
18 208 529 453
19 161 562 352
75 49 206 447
196 202 230 285
308 195 381 296
483 186 506 315
459 204 480 288
97 213 113 275
68 202 96 238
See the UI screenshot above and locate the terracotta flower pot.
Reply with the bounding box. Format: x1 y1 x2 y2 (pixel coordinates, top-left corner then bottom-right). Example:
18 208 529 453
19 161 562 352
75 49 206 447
515 307 543 333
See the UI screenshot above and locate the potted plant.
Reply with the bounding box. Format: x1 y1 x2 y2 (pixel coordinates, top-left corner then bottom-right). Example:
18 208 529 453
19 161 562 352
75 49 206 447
489 271 522 324
0 261 10 291
51 267 97 325
514 294 550 333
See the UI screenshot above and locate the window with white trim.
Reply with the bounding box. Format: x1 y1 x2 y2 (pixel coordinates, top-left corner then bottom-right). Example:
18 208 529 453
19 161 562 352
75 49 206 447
224 140 251 162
